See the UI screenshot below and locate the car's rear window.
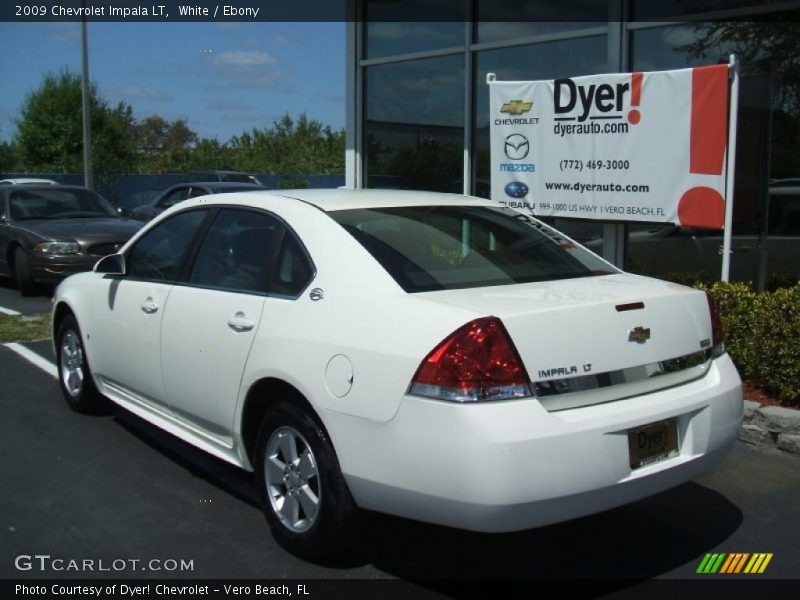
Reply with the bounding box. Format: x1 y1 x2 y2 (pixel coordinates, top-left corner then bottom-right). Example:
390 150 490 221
330 205 616 292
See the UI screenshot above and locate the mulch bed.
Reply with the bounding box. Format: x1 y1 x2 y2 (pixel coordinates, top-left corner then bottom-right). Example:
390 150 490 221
742 381 795 409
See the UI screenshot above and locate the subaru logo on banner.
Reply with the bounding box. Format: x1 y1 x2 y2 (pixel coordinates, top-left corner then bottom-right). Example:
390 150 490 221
505 182 529 198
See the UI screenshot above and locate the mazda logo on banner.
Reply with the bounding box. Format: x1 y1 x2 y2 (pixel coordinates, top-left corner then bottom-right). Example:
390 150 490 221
504 134 530 160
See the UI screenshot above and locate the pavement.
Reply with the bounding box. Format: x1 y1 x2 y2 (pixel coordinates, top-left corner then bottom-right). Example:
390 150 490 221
0 276 53 315
1 339 798 593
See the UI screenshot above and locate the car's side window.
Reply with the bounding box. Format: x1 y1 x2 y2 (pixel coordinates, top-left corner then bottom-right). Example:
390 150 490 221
157 188 190 209
188 209 279 293
270 233 314 297
188 187 210 199
126 210 208 282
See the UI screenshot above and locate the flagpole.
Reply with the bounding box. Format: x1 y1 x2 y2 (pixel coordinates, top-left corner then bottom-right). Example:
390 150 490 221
80 3 93 189
721 54 739 282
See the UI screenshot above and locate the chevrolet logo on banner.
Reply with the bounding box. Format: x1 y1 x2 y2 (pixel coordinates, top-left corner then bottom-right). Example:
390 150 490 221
500 100 533 115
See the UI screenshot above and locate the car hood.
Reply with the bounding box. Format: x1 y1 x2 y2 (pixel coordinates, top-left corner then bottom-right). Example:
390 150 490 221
16 218 143 244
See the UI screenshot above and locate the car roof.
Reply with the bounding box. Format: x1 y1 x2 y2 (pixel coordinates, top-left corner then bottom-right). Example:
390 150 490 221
770 178 800 188
770 186 800 196
0 178 58 185
188 181 265 190
3 184 95 193
189 170 252 175
243 188 497 212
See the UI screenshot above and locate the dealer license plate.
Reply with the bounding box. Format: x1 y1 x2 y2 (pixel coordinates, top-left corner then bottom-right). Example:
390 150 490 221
628 419 679 469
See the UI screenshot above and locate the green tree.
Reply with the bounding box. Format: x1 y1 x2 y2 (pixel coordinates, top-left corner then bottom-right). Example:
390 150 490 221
188 138 232 171
14 69 137 174
227 113 345 174
0 133 17 172
136 115 198 172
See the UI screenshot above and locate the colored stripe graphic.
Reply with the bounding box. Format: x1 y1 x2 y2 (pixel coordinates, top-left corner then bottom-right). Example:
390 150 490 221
719 554 736 573
720 553 749 573
698 552 773 574
733 553 750 573
744 553 774 574
697 553 726 574
696 554 713 573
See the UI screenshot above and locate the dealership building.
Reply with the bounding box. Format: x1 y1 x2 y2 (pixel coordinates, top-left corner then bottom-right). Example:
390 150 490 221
343 1 800 288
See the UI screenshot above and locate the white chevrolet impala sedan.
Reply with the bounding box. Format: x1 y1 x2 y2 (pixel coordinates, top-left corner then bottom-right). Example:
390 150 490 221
52 189 742 558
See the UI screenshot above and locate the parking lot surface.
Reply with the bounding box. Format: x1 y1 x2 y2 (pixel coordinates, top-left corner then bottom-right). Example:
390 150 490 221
1 340 798 591
0 278 52 315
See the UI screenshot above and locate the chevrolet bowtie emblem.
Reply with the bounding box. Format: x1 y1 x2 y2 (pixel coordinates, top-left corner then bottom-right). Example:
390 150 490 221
628 326 651 344
500 100 533 115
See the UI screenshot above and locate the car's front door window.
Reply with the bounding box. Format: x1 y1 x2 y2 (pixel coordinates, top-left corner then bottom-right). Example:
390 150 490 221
127 210 207 281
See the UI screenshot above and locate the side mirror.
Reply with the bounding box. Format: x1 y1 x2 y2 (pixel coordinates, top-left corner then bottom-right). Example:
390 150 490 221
117 206 131 217
94 253 126 275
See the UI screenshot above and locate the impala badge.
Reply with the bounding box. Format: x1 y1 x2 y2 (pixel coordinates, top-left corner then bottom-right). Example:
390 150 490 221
628 326 651 344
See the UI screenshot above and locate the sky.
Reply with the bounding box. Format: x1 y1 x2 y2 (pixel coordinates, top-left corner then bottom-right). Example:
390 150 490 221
0 21 345 143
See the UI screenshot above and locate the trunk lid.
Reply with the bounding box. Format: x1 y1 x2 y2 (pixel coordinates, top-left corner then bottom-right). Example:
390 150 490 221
420 274 714 408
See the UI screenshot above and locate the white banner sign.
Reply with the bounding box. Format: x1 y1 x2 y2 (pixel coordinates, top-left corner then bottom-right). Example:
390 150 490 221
489 65 730 228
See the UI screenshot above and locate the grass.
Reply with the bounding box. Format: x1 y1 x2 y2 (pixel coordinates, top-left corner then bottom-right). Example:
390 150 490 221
0 313 51 344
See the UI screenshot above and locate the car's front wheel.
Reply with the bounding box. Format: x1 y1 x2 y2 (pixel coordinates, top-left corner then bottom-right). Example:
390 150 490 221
56 314 108 414
254 402 361 559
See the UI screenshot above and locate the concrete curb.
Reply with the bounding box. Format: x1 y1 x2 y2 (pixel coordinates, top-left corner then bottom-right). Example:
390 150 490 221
741 400 800 455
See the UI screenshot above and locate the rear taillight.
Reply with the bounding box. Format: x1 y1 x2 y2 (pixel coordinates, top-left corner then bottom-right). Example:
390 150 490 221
706 293 725 355
408 317 532 402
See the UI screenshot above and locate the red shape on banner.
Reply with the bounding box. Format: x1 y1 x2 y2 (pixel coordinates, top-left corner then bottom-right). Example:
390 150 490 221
628 72 643 124
689 65 728 175
679 64 729 230
678 187 725 229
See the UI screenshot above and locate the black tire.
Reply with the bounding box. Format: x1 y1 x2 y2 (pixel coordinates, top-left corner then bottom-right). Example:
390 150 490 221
254 402 361 560
56 314 108 414
13 250 38 296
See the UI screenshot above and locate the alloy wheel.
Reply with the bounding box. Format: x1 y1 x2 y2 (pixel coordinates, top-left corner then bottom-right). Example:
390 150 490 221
60 330 84 398
264 426 320 533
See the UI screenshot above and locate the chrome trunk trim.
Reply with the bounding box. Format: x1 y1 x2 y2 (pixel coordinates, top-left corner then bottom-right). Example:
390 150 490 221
536 350 713 412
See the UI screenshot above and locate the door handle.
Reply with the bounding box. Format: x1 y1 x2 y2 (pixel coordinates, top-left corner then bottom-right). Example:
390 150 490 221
227 311 255 333
141 297 159 314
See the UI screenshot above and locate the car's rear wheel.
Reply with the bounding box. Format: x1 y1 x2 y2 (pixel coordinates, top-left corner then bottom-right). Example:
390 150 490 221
254 402 361 559
56 314 108 414
13 250 37 296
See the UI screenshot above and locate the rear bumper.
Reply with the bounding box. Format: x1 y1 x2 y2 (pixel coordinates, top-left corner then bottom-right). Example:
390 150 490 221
331 353 742 532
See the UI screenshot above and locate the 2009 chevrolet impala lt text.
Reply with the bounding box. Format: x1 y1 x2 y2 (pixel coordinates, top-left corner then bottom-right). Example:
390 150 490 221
51 189 742 559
